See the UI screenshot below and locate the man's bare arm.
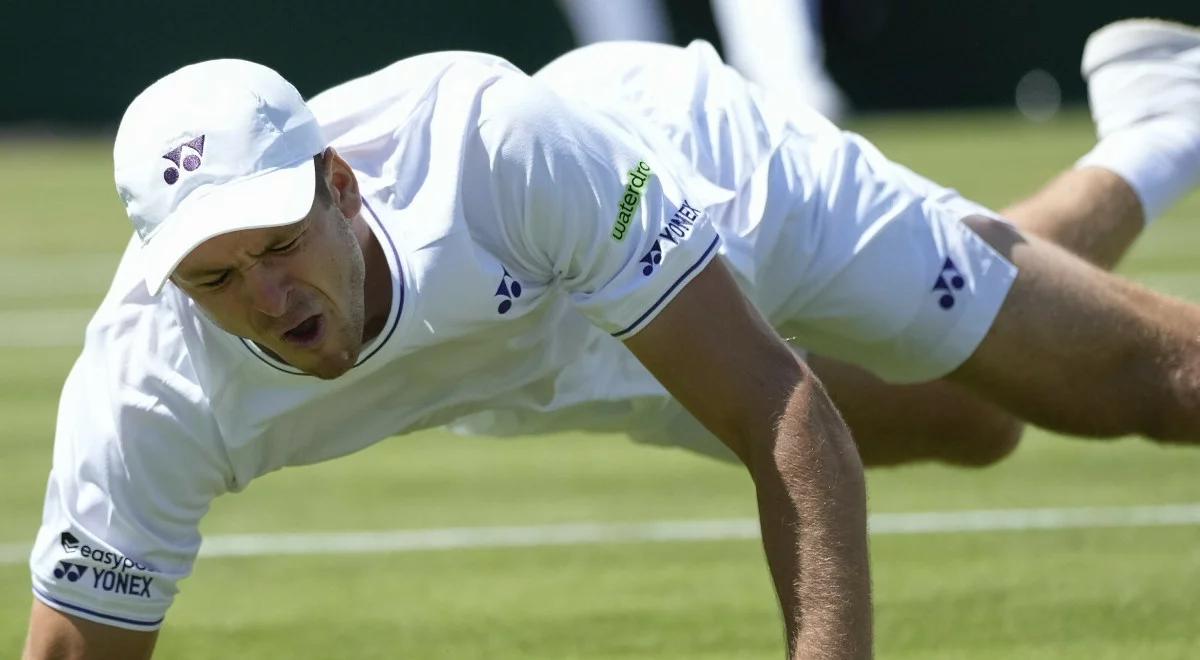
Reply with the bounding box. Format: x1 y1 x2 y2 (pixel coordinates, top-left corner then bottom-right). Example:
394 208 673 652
23 600 158 660
623 258 872 659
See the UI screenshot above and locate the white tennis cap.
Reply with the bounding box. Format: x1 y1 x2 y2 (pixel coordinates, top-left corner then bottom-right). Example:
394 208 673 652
113 59 326 295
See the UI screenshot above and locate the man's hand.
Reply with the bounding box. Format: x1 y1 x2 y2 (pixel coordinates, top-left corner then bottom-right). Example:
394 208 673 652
623 258 872 659
23 600 158 660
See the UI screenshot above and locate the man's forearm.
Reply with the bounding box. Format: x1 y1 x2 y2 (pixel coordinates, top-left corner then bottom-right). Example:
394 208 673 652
619 259 873 657
751 374 872 659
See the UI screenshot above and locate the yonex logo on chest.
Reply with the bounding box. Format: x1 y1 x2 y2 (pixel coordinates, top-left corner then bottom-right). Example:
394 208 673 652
162 135 206 185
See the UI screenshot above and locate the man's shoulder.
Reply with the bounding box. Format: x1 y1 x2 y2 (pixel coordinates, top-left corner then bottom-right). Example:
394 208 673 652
308 51 526 139
60 259 228 480
82 240 234 404
88 238 184 344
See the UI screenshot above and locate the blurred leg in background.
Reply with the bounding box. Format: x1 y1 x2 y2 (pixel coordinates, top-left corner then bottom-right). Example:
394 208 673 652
709 0 846 121
556 0 672 44
557 0 847 121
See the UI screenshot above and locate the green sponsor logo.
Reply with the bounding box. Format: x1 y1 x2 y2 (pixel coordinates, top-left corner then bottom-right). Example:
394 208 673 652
611 160 652 242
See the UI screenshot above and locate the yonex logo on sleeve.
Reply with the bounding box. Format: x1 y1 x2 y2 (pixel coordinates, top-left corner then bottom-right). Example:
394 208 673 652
656 200 700 246
52 543 156 599
53 561 87 582
89 568 154 599
639 200 703 277
60 531 80 553
932 258 966 309
162 134 206 185
611 161 652 241
640 241 663 276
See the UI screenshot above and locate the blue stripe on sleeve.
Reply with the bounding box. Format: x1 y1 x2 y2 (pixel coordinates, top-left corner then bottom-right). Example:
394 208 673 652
612 236 721 338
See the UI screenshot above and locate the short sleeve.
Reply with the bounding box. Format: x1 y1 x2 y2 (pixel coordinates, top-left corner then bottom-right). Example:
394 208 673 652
476 77 729 338
28 315 229 631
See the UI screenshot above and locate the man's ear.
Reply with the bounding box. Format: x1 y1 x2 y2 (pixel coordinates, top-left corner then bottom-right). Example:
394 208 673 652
325 147 362 220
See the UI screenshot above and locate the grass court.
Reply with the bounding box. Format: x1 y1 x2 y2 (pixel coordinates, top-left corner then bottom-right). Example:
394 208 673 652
2 110 1199 658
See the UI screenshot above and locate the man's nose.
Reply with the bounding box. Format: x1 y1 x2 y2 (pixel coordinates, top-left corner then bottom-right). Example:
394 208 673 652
244 266 290 318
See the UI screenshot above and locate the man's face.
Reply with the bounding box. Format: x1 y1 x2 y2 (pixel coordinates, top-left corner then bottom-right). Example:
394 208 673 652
172 166 367 380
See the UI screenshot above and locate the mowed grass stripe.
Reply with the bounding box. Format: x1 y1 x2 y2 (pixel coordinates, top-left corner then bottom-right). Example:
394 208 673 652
0 253 120 299
4 265 1195 348
0 309 94 347
4 503 1198 565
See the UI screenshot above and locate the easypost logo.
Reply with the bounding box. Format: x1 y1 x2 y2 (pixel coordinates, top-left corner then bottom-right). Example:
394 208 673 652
57 530 149 573
60 531 80 553
611 161 652 241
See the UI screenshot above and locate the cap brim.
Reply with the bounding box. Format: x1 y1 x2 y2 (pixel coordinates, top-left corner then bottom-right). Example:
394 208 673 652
140 156 317 295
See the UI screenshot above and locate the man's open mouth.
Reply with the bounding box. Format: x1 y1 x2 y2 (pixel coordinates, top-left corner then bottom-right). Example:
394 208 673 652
282 314 324 347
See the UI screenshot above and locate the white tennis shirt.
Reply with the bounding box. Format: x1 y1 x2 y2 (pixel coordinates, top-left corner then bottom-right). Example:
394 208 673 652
31 42 822 629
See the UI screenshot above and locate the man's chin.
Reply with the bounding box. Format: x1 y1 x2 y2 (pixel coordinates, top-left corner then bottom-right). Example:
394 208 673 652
297 349 360 380
306 361 354 380
271 343 360 380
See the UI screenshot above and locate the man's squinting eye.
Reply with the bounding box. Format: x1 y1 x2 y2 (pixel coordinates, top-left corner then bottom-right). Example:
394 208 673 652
269 229 306 254
186 226 306 290
200 272 231 290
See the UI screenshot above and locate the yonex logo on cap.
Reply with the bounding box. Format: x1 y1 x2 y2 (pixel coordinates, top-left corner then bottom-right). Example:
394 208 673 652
53 561 87 582
60 531 80 554
162 135 206 185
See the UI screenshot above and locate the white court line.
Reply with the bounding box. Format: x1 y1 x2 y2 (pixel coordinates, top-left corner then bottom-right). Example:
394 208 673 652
2 503 1199 566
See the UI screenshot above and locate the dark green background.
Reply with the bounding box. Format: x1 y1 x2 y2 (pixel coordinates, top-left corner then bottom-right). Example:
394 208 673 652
5 0 1200 125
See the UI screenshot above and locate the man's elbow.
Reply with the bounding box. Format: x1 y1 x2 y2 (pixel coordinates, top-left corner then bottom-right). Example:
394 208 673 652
732 363 864 487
